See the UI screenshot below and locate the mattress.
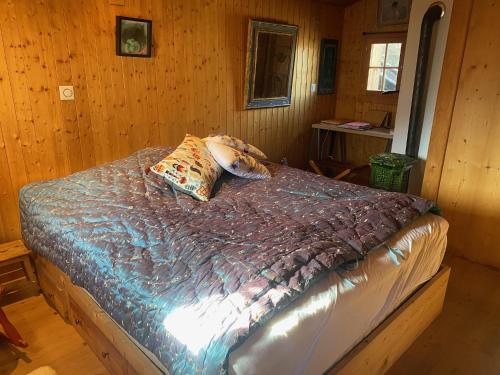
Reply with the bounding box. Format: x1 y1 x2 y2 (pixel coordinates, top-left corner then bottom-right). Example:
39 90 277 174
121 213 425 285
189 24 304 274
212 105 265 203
19 146 437 374
99 212 447 375
228 212 448 374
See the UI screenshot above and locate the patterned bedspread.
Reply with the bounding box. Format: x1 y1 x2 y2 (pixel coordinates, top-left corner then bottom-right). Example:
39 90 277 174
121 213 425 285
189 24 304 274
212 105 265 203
20 147 434 375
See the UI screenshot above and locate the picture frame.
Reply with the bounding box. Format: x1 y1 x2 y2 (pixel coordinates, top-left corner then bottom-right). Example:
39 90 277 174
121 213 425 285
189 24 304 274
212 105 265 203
378 0 412 26
317 39 339 95
116 16 152 57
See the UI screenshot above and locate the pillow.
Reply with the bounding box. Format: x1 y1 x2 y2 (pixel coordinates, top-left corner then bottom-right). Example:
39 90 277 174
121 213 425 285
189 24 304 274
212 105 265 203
204 135 267 160
150 134 222 201
206 140 271 180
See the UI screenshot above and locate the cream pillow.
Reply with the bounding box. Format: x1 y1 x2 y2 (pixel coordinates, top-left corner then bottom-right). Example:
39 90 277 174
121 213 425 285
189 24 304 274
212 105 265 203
204 135 267 160
151 134 222 201
206 140 270 179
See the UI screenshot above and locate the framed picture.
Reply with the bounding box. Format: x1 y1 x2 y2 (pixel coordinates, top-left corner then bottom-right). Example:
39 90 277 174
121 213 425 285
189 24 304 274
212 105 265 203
317 39 338 95
116 16 152 57
378 0 412 26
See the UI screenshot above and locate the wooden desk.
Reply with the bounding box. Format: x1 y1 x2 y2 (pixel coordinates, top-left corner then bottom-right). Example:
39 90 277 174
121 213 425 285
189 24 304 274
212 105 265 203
312 123 394 162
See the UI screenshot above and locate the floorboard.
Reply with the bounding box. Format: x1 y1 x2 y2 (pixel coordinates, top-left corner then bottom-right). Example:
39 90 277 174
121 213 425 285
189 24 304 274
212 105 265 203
389 256 500 375
0 295 108 375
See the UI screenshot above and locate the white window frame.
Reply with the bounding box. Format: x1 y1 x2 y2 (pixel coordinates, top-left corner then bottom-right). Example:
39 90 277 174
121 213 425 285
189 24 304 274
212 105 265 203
364 34 406 95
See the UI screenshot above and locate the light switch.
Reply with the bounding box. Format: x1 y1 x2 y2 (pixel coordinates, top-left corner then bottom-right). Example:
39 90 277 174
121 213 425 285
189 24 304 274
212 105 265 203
59 85 75 101
310 83 317 93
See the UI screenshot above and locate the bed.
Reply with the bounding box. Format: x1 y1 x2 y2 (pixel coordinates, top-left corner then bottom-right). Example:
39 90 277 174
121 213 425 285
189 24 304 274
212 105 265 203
19 146 449 375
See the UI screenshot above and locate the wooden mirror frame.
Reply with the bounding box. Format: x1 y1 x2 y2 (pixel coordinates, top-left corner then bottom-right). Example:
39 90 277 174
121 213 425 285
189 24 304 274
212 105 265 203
244 20 298 109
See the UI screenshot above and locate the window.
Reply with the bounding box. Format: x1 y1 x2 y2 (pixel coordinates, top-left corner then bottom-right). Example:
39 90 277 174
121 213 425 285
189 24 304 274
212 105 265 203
366 42 402 92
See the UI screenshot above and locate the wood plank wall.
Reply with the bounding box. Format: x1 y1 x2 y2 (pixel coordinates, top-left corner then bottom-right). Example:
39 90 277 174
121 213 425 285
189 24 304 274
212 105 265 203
335 0 406 165
431 0 500 269
0 0 344 243
421 0 473 200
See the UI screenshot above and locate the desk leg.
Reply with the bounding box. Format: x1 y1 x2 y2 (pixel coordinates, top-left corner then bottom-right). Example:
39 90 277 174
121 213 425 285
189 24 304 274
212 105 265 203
329 132 336 158
385 139 393 153
340 133 347 162
317 129 321 160
308 129 314 162
309 128 321 161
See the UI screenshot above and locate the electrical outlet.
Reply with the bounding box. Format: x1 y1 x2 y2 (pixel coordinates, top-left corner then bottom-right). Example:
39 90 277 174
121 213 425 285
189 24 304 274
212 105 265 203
310 83 317 93
59 85 75 101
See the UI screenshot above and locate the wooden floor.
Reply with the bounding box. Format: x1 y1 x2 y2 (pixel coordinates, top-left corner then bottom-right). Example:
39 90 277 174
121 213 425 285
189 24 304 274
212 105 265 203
0 296 108 375
389 256 500 375
0 256 498 375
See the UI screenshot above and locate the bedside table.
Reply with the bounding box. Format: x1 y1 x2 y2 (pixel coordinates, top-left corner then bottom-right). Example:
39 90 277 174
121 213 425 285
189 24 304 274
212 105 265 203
0 240 39 301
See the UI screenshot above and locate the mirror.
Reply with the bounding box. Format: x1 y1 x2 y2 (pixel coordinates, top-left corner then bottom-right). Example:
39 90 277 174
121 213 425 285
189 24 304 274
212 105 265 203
244 20 298 109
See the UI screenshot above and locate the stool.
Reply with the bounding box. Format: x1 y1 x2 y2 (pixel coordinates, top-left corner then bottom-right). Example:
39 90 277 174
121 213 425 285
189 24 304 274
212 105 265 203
0 240 39 299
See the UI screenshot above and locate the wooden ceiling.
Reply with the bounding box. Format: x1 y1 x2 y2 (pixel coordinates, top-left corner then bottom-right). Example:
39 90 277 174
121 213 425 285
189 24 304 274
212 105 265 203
320 0 361 6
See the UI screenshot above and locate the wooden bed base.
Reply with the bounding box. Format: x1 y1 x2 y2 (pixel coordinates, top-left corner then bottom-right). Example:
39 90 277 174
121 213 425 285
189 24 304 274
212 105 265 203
33 255 450 375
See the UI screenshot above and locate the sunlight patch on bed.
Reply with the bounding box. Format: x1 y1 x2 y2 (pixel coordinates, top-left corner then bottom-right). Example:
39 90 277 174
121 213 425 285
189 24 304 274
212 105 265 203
163 293 247 355
269 284 339 338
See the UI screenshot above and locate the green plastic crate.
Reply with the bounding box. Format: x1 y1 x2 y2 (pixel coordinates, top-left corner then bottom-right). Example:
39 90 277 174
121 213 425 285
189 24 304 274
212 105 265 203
369 153 416 192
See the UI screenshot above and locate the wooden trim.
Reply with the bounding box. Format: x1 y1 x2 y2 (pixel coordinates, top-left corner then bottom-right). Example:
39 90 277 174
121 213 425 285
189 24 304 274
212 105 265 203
327 265 451 375
33 254 450 375
362 31 407 36
420 0 474 201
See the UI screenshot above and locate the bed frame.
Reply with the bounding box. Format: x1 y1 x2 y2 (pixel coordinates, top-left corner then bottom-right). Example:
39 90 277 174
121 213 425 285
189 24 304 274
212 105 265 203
33 254 450 375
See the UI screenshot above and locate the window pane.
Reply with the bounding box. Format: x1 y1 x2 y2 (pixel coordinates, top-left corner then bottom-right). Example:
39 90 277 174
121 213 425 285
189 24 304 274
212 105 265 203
386 43 402 67
367 68 384 91
369 44 386 67
383 68 399 91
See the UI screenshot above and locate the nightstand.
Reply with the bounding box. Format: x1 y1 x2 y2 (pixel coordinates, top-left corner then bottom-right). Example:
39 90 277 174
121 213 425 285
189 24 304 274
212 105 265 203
0 240 39 302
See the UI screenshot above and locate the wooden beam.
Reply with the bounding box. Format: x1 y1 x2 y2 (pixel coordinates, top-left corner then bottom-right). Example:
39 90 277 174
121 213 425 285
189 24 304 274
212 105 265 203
319 0 361 7
421 0 474 201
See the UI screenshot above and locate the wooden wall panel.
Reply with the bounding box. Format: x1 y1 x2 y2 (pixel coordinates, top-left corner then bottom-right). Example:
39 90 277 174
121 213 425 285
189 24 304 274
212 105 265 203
419 0 473 201
335 0 406 165
435 0 500 268
0 0 343 243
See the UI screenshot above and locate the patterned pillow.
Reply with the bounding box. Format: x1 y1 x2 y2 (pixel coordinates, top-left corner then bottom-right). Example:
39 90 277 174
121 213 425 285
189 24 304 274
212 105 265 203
204 135 267 160
150 135 222 201
206 140 271 180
